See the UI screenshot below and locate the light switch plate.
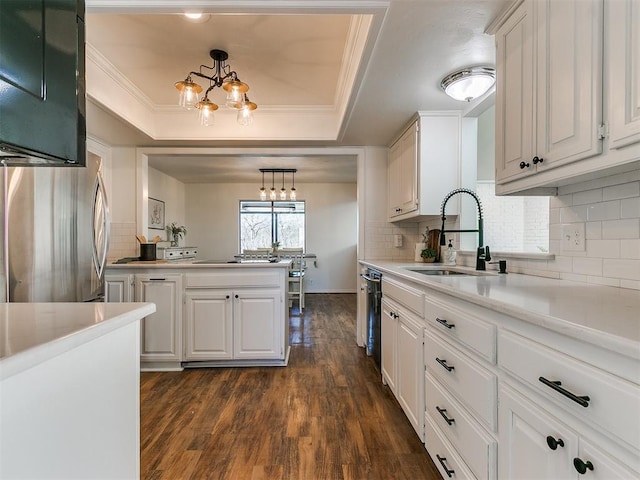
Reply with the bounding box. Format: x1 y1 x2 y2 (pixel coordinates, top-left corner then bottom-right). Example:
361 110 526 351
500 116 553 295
561 223 585 252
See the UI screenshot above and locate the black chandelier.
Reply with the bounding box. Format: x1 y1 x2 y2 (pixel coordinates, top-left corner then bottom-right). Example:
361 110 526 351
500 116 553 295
259 169 297 201
175 49 257 127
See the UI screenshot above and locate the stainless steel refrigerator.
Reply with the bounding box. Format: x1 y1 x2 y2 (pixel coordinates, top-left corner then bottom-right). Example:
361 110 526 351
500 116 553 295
0 156 109 302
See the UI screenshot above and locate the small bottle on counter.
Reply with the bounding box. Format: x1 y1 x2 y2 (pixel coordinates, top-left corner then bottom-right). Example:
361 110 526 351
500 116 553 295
444 239 457 265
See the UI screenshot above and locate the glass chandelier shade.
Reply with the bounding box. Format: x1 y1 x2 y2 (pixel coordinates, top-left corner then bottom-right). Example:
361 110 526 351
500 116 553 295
175 49 257 126
175 76 203 110
270 172 277 200
259 171 267 200
237 95 257 127
441 67 496 102
196 97 219 127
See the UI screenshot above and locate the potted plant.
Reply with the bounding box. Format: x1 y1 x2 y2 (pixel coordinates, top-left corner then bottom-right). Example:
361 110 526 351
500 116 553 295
271 241 280 252
420 247 438 263
167 222 187 247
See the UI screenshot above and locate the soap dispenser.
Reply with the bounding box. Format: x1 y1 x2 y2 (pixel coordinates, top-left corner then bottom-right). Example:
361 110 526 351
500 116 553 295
444 239 457 266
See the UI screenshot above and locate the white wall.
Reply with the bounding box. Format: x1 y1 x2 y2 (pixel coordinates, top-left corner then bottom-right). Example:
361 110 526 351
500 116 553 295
184 182 358 293
147 167 186 242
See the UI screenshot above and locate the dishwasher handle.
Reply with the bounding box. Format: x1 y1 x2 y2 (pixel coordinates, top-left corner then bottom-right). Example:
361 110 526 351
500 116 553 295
360 274 381 283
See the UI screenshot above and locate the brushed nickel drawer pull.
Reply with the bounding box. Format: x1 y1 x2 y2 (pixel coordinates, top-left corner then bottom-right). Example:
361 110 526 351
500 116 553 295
436 357 454 372
436 317 455 329
539 377 590 407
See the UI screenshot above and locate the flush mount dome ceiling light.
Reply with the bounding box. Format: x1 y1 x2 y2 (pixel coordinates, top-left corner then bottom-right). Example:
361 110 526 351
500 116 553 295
175 49 256 127
440 67 496 102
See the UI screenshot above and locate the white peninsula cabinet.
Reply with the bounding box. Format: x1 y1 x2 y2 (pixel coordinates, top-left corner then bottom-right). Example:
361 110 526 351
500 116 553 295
492 0 640 195
184 271 285 364
136 274 183 369
105 262 290 370
387 112 461 221
366 263 640 480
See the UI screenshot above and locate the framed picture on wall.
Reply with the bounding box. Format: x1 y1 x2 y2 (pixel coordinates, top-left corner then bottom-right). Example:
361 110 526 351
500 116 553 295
148 197 165 230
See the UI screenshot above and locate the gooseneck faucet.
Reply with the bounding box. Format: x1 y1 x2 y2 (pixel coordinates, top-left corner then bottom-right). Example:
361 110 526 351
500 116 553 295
440 188 491 270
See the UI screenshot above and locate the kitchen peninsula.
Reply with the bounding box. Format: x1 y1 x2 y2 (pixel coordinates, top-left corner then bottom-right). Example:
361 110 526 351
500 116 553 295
105 260 291 370
0 302 155 479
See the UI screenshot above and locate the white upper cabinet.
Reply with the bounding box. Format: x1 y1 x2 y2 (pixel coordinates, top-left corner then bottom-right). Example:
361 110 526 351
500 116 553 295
494 0 535 185
495 0 603 190
388 112 461 221
607 0 640 150
493 0 639 195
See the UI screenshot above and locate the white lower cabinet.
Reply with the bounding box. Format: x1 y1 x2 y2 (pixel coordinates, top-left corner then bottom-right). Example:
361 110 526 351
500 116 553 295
381 297 398 393
184 288 283 362
367 270 640 480
135 274 183 366
104 274 134 302
184 290 233 360
500 383 639 479
380 294 425 440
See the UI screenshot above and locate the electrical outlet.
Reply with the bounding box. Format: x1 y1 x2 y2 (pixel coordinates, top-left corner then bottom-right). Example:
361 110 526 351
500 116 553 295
561 223 585 252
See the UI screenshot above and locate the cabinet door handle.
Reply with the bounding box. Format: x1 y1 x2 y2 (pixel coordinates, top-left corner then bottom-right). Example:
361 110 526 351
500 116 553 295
573 458 594 475
546 436 564 450
436 317 455 329
532 156 544 165
226 295 230 299
539 377 590 407
436 357 455 372
519 161 530 169
436 454 455 478
149 278 166 281
235 294 239 299
436 406 455 425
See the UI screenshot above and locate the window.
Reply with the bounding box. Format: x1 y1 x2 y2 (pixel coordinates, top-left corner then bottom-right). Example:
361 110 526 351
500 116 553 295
239 201 305 251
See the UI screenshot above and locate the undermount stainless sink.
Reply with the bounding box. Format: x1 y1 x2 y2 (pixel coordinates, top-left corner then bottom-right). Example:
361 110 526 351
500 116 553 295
406 268 496 276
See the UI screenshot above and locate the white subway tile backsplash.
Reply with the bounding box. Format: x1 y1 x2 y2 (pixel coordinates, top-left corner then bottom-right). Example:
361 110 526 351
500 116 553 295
602 181 640 201
585 221 602 239
621 197 640 219
572 257 603 276
603 259 640 281
586 276 620 287
560 205 588 223
586 200 620 221
602 219 640 239
586 239 620 258
620 239 640 259
573 188 602 205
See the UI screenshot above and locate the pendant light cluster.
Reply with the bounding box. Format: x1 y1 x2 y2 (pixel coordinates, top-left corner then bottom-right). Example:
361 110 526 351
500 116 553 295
259 169 297 201
175 49 257 127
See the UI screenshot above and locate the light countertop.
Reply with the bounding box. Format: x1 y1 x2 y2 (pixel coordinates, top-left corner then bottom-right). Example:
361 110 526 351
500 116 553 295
107 259 291 269
361 260 640 360
0 302 156 380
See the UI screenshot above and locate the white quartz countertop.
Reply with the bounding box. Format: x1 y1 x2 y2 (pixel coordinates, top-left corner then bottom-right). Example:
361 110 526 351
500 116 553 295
0 302 156 380
361 260 640 360
107 259 291 269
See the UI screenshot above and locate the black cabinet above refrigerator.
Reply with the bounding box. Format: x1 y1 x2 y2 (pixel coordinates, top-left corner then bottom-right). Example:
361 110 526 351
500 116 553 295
0 0 86 166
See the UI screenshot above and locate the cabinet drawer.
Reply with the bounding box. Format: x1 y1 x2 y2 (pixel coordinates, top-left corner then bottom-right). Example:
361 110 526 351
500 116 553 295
425 331 497 431
424 413 477 480
185 271 281 288
499 329 640 450
425 297 496 363
425 374 496 480
382 277 424 317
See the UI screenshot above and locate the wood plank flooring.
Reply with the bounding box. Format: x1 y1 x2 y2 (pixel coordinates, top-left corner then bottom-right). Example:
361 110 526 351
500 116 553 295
140 294 441 480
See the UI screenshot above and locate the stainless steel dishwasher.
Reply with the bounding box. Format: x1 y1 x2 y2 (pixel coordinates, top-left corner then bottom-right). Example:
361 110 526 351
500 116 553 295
360 268 382 370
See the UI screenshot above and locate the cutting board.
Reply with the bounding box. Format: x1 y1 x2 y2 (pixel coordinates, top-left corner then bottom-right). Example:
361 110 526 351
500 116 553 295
427 229 441 260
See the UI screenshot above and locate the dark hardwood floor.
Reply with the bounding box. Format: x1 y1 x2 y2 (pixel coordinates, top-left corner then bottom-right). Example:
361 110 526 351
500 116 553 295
140 293 441 480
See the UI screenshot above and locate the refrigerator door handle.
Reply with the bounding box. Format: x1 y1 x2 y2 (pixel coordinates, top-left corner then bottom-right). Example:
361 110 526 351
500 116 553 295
91 170 110 279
